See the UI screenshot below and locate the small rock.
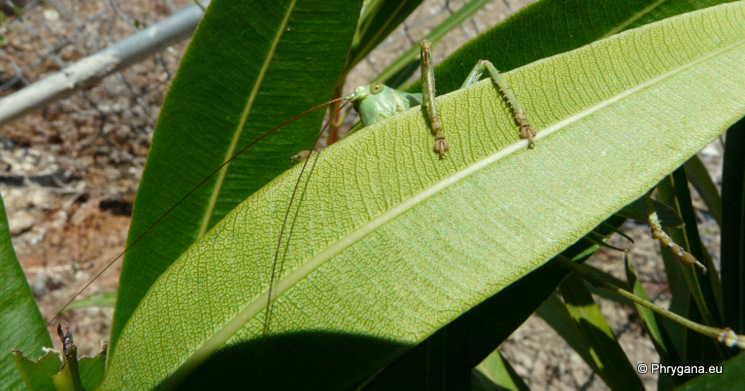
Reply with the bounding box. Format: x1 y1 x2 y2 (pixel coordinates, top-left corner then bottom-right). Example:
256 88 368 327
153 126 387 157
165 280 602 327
29 273 50 297
9 210 35 236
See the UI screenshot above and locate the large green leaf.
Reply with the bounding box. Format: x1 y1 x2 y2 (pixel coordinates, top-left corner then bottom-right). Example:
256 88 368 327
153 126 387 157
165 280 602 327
111 0 363 348
369 0 741 381
370 0 741 384
0 194 52 390
100 4 745 389
363 217 621 389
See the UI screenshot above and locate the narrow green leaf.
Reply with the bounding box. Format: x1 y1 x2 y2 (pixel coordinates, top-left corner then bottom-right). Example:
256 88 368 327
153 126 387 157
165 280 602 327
62 292 116 311
0 194 53 390
721 116 745 333
472 350 529 391
559 273 644 389
12 350 60 391
112 0 364 348
656 169 728 367
349 0 423 70
657 169 725 335
624 256 684 390
624 256 682 371
684 155 723 226
103 4 745 389
538 294 603 374
376 0 493 87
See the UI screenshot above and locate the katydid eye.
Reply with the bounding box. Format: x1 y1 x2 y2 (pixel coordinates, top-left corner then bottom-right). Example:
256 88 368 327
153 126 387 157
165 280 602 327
370 82 384 94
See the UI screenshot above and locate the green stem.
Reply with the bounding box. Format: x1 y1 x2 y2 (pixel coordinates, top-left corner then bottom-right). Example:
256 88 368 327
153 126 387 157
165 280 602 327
555 256 743 349
644 194 707 274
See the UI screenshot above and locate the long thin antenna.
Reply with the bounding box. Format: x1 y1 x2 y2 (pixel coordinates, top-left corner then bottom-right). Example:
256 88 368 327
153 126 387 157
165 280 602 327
262 99 352 337
42 96 349 334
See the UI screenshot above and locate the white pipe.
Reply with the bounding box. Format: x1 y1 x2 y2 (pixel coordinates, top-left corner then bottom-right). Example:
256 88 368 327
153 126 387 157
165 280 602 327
0 1 209 126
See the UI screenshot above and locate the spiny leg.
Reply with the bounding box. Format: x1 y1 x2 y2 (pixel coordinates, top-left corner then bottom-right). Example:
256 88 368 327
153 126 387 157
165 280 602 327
461 60 537 148
420 40 448 158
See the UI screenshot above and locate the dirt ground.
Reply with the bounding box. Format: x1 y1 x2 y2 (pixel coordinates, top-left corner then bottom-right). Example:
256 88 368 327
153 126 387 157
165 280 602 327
1 0 191 357
1 0 725 389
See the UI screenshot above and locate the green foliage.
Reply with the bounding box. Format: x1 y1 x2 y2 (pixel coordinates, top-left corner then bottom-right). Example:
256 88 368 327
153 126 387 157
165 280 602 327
559 274 644 389
676 351 745 389
103 2 745 388
2 0 745 389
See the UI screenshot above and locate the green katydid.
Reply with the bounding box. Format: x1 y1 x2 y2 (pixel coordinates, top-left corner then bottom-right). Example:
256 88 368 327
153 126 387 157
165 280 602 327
292 39 536 163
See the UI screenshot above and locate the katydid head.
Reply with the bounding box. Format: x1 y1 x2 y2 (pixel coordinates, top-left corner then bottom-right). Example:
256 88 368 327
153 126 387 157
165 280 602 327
345 82 414 127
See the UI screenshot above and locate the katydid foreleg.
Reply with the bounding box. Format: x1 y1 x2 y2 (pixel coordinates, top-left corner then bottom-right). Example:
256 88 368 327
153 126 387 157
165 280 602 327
338 40 538 159
399 39 539 156
459 59 537 148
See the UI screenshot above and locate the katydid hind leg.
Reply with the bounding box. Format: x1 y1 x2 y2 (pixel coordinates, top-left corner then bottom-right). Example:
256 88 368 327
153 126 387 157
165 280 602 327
461 60 537 148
